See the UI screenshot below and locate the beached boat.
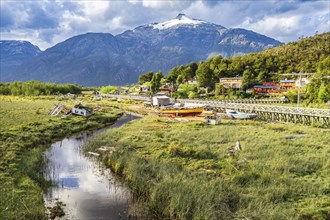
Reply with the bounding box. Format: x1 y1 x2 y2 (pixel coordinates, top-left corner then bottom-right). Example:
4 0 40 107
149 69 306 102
160 105 204 116
226 109 257 119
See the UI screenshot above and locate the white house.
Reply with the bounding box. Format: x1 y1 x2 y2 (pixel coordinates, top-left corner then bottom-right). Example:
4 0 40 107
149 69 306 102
152 96 170 106
72 104 93 116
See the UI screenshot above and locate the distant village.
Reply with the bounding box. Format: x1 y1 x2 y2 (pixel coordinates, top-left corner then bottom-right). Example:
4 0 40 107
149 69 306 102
109 76 311 98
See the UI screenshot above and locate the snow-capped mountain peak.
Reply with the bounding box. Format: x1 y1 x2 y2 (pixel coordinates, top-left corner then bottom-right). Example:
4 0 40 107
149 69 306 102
151 13 206 30
175 13 192 20
2 15 282 86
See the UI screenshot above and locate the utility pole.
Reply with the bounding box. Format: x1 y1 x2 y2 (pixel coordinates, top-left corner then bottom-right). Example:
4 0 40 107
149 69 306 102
297 73 302 108
279 72 314 108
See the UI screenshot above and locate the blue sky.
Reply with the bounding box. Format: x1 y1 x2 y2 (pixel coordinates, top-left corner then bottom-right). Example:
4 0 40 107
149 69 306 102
1 0 329 50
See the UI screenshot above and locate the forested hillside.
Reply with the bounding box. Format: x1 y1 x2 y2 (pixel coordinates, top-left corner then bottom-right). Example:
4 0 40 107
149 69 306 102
153 32 329 103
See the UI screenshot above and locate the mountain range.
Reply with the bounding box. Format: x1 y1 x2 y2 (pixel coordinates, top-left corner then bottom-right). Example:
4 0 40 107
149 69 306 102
0 14 282 86
0 40 42 80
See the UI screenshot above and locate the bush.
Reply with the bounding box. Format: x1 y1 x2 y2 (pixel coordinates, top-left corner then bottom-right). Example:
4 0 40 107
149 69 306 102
177 84 197 98
100 85 118 94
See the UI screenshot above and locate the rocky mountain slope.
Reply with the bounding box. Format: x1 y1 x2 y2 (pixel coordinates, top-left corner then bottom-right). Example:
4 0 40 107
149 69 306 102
0 40 41 80
1 14 281 86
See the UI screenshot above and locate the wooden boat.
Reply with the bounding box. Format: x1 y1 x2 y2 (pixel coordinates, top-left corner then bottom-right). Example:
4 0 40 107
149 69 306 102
160 106 204 116
226 109 257 119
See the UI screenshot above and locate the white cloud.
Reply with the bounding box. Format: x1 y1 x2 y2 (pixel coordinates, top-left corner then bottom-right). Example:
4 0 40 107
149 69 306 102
1 0 328 50
140 0 192 10
61 10 88 32
239 1 329 42
79 1 110 18
245 16 300 38
141 0 169 9
109 16 125 30
317 14 330 34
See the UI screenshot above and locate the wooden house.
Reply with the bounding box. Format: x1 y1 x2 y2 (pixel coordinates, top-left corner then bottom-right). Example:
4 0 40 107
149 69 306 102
159 81 175 95
219 77 243 90
136 85 150 94
159 85 174 95
253 82 280 95
117 87 129 94
72 103 93 117
280 79 295 91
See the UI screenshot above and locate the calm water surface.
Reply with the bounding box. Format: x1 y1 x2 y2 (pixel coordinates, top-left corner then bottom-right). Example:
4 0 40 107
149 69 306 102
44 114 139 220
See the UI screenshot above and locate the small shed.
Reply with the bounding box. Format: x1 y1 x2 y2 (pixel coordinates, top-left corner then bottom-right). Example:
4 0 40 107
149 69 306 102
136 85 150 93
72 103 93 117
93 90 100 96
204 115 220 125
117 87 128 94
152 96 170 106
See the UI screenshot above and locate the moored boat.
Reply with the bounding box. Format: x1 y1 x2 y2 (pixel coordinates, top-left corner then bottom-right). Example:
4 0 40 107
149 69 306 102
160 105 204 116
226 109 257 119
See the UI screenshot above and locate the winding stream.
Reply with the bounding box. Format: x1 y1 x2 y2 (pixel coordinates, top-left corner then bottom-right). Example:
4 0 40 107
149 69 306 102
43 114 139 220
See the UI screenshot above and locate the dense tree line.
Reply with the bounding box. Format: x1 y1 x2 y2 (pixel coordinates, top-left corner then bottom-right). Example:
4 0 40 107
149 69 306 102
138 70 164 94
305 57 330 103
138 32 330 103
0 81 82 96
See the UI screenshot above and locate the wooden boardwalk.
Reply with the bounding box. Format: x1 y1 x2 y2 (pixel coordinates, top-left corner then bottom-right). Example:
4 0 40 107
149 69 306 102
107 95 286 104
106 95 330 127
204 98 287 104
183 100 329 127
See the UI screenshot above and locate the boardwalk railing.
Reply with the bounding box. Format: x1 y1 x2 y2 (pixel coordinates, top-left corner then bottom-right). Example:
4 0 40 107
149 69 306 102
105 94 330 127
106 94 150 101
208 98 287 104
182 100 329 127
106 94 286 104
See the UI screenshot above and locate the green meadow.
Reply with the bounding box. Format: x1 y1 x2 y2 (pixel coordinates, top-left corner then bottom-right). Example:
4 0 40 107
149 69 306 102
86 115 330 219
0 95 123 219
1 94 329 219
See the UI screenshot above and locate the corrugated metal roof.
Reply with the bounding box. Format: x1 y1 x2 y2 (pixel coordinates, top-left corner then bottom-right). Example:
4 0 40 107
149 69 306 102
153 96 170 99
254 86 280 89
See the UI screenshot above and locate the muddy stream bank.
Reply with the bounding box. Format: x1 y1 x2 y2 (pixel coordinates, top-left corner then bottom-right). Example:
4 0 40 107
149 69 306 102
43 114 139 219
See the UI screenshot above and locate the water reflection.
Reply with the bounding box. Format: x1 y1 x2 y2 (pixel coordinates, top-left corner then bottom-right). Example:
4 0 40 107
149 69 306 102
44 114 139 220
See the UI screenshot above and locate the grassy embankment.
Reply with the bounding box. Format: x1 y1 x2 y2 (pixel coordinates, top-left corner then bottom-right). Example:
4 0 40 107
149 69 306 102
0 95 123 219
86 115 330 219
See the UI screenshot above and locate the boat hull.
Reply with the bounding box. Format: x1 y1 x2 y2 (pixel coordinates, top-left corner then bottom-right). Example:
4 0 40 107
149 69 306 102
226 109 257 119
231 114 257 119
160 107 204 116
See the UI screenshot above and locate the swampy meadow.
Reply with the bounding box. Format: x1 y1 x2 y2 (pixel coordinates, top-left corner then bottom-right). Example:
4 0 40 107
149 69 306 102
86 116 330 219
0 94 124 219
0 91 329 219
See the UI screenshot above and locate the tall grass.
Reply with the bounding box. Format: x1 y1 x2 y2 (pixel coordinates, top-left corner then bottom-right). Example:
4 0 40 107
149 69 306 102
85 116 330 219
